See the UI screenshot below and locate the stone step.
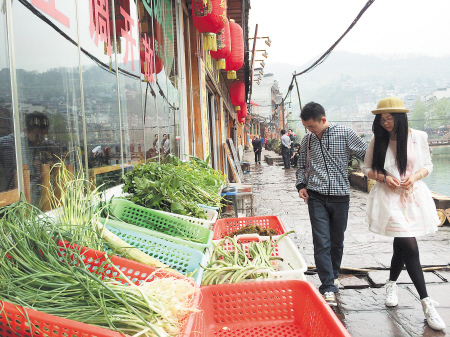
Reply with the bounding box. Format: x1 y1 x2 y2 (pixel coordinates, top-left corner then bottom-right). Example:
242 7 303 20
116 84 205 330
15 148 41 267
264 155 283 165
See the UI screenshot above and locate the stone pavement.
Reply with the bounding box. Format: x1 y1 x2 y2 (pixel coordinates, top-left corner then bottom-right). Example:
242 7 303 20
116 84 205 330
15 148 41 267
242 149 450 336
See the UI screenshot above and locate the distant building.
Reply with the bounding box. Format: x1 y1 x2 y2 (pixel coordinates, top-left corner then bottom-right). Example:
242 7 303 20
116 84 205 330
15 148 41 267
252 74 286 139
425 88 450 102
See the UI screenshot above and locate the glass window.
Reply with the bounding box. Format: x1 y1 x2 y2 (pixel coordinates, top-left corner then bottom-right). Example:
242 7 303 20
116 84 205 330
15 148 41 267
0 10 17 196
77 0 121 176
114 0 143 166
11 0 83 209
156 0 180 158
138 0 161 161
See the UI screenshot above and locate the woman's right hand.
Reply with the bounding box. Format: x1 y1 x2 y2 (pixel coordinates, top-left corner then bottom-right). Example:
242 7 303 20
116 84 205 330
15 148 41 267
385 175 400 190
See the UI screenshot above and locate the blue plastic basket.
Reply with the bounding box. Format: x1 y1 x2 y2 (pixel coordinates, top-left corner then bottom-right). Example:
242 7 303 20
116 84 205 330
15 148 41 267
103 218 207 285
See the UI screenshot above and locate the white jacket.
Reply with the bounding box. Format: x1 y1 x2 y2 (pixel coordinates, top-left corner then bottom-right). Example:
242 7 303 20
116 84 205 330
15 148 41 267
363 129 439 237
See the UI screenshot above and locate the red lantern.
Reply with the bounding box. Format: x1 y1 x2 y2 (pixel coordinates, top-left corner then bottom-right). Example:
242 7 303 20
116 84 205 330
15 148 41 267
224 19 244 79
209 18 231 69
230 81 245 111
192 0 227 51
238 102 247 124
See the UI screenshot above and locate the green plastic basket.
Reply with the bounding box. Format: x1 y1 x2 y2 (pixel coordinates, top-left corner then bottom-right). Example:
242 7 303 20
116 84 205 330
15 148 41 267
102 218 207 284
109 199 213 252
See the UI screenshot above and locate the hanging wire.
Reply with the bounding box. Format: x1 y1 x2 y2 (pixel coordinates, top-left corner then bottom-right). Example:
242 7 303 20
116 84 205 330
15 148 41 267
281 0 376 104
17 0 177 108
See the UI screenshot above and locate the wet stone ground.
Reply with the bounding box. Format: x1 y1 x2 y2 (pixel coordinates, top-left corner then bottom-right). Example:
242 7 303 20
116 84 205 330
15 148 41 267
241 149 450 336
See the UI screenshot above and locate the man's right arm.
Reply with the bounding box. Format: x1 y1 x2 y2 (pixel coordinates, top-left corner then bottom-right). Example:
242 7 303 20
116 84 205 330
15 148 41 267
295 135 308 191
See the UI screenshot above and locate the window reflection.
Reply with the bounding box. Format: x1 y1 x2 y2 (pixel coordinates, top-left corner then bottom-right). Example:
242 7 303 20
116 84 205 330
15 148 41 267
3 0 185 204
11 0 82 209
0 16 16 195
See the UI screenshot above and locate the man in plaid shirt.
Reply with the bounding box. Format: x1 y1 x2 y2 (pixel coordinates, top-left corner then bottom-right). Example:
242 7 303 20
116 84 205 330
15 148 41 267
296 102 367 306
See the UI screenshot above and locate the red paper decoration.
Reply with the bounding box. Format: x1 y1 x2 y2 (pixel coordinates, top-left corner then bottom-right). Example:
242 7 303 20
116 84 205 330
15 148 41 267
91 0 131 56
139 19 164 77
224 19 244 79
192 0 227 51
230 81 245 110
111 0 130 37
209 18 231 69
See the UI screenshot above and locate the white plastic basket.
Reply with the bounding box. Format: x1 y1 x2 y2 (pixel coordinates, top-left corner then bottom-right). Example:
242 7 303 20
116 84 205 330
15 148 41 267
205 234 307 282
198 206 218 222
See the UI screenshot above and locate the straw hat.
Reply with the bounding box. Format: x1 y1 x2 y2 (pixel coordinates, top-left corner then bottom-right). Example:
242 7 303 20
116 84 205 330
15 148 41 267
371 97 410 115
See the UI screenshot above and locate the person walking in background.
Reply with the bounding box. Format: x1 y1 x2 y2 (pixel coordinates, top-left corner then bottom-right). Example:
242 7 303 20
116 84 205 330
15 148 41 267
296 102 367 306
252 135 262 164
288 129 295 159
153 134 159 156
363 97 445 331
162 134 170 156
280 129 291 169
264 136 268 149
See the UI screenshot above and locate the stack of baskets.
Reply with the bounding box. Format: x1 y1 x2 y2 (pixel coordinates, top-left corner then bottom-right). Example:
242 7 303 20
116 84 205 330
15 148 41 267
102 201 348 335
16 196 347 337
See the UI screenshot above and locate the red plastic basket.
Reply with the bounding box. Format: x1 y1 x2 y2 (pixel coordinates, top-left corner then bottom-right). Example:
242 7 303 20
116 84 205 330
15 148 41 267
213 216 286 240
0 244 192 337
181 280 350 337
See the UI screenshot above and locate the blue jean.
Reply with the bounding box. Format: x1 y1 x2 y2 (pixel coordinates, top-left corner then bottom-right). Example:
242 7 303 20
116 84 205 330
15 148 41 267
308 195 349 293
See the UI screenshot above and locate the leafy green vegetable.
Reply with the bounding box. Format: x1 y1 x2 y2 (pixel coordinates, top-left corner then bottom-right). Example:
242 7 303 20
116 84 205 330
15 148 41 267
122 154 225 219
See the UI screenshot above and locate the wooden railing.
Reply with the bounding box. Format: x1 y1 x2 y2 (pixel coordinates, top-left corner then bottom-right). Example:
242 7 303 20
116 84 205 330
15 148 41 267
428 140 450 146
0 164 31 207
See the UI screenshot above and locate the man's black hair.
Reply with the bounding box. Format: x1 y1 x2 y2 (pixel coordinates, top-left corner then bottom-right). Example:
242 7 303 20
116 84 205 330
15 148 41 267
301 102 326 122
294 143 300 148
281 129 286 135
25 112 49 131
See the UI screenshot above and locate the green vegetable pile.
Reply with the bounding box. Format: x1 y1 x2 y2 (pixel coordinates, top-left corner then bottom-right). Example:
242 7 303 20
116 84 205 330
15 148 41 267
201 232 293 285
122 155 225 219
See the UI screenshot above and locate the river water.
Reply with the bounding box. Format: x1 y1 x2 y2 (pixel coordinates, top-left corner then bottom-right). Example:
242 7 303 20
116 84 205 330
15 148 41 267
423 147 450 197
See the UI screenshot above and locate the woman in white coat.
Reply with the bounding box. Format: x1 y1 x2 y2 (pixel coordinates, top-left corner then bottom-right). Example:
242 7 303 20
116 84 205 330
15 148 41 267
363 97 445 331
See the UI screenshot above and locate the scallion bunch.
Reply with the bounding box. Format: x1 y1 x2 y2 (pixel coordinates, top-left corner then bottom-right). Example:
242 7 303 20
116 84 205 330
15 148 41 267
0 200 198 337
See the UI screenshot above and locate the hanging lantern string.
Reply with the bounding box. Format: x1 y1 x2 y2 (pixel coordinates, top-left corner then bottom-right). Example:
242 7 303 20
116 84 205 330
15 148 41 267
280 0 376 106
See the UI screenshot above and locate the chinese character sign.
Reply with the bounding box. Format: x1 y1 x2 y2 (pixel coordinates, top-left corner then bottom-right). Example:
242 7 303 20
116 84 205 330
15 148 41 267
32 0 70 28
89 0 111 56
120 6 136 70
141 34 155 84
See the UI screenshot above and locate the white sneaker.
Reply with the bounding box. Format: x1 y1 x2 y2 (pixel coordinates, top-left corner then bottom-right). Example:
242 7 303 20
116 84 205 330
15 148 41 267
385 280 398 307
421 297 446 331
323 292 337 307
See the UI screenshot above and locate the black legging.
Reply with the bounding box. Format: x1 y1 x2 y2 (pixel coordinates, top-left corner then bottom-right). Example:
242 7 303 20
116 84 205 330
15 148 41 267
390 237 428 299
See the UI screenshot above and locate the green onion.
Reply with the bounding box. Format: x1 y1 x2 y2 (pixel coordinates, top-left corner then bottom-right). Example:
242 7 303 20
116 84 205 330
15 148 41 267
0 195 197 337
200 231 294 285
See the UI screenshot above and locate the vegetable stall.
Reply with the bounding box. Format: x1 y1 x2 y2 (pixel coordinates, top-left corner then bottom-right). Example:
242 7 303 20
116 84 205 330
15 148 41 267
0 155 348 337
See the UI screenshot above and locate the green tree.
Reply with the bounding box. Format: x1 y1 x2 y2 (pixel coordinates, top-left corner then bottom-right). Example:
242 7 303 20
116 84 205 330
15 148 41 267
410 97 427 130
429 98 450 129
50 111 70 144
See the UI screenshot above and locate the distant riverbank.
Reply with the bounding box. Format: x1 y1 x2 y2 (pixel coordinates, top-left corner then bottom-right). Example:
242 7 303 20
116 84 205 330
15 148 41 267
423 147 450 197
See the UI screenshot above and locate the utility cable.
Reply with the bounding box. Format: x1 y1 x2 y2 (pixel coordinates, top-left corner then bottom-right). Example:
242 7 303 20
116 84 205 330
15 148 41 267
17 0 177 108
282 0 376 104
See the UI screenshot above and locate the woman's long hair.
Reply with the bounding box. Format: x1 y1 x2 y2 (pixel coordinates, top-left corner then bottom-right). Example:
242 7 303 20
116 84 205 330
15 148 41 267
371 113 409 176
